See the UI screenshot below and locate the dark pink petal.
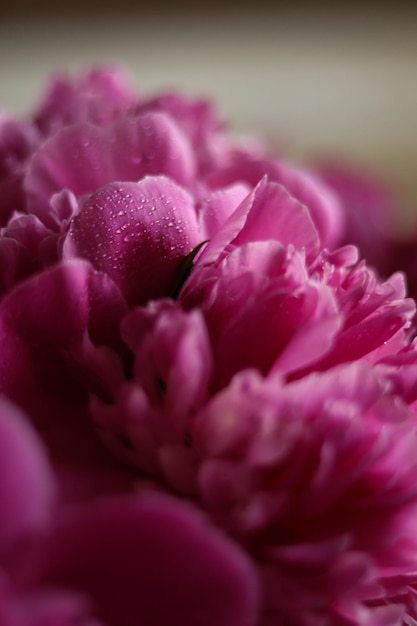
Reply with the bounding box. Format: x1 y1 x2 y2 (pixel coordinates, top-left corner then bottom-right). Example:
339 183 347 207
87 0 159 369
25 113 196 227
42 422 137 507
39 496 259 626
0 213 56 294
0 578 99 626
64 177 202 305
0 237 26 297
0 399 55 555
0 260 127 427
4 212 52 252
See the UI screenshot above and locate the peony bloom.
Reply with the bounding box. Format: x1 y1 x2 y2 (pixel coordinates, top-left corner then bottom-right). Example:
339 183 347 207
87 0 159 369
1 66 417 625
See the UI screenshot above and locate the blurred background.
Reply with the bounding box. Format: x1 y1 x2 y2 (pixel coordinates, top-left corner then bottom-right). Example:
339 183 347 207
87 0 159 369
1 1 416 224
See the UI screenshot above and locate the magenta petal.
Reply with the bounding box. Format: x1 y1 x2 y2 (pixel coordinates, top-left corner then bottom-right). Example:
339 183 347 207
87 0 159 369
0 260 127 426
0 399 54 554
318 296 416 369
43 422 137 507
64 177 202 304
0 586 98 626
232 179 320 262
206 158 343 249
40 496 259 626
0 237 26 297
25 112 196 227
271 282 342 375
198 178 320 267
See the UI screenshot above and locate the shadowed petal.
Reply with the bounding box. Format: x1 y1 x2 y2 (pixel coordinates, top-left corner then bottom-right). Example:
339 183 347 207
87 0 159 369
0 260 127 427
39 495 259 626
0 399 55 555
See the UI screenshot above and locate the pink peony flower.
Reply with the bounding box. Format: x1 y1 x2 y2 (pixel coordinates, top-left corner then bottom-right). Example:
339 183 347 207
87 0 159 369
1 66 417 625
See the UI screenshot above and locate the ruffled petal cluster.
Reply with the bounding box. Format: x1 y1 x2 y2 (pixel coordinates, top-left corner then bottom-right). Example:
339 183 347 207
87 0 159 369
1 66 417 626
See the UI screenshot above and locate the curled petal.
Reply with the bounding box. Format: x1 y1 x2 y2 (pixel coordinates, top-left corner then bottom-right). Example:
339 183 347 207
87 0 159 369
206 158 343 249
197 178 320 268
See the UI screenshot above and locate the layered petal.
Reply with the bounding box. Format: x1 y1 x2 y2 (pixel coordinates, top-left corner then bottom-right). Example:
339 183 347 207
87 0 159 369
25 112 196 227
0 260 127 426
92 301 212 492
195 364 417 623
183 240 341 388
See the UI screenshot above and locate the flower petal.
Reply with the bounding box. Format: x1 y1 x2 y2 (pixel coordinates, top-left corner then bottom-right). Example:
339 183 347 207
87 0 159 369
197 178 320 267
0 399 55 554
206 158 343 249
0 260 127 427
26 112 196 227
39 496 259 626
63 177 202 305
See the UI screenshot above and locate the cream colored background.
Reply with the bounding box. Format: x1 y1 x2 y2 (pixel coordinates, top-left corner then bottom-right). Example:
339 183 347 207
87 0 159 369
1 8 416 224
